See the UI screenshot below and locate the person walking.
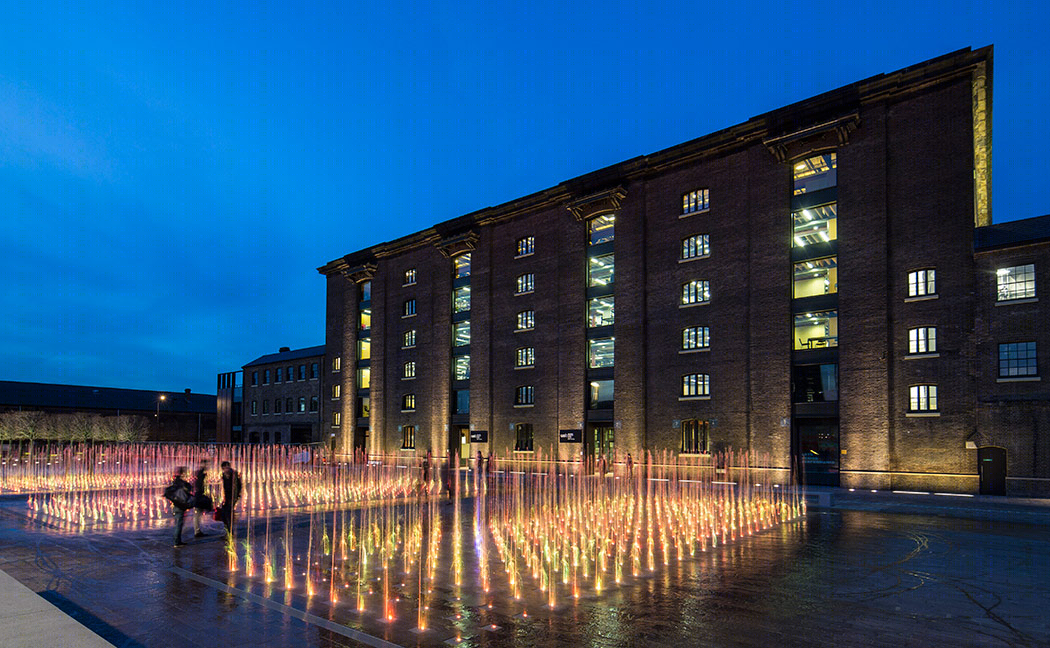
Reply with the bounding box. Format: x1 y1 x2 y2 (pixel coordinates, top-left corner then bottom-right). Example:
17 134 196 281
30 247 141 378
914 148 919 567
166 467 193 547
218 461 243 538
192 459 214 537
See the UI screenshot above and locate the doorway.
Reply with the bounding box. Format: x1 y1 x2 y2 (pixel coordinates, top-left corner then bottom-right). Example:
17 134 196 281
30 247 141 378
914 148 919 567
449 425 470 466
978 446 1006 495
794 418 839 487
585 423 615 470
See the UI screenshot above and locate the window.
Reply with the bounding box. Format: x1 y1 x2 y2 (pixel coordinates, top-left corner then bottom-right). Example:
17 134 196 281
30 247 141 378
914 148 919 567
287 367 294 382
332 357 341 372
515 385 534 406
681 419 709 454
360 307 371 330
454 253 471 278
251 400 257 415
682 188 709 215
286 397 293 412
997 264 1036 301
516 273 535 294
358 367 370 389
332 385 341 399
404 330 416 348
311 362 319 379
403 361 416 379
588 379 614 409
274 368 281 383
999 342 1038 377
453 285 471 313
262 399 270 414
908 269 936 297
794 311 838 350
251 371 258 386
588 254 615 287
309 396 318 412
357 397 370 418
516 310 535 331
264 369 270 384
588 295 615 327
402 425 415 449
332 412 341 427
515 347 535 368
453 321 471 347
793 257 838 298
298 397 306 412
454 355 470 381
792 203 837 247
516 236 535 257
793 153 837 195
404 268 417 286
682 374 710 398
274 398 281 413
588 337 614 368
588 214 615 245
682 326 710 351
909 385 938 412
792 364 838 402
359 280 372 301
514 423 534 451
454 389 470 414
402 299 416 317
298 365 305 380
681 234 710 260
402 394 416 411
358 338 370 360
908 327 937 354
681 280 710 306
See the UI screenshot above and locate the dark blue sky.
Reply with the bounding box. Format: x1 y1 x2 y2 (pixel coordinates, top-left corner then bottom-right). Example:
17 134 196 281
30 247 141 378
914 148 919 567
3 1 1047 395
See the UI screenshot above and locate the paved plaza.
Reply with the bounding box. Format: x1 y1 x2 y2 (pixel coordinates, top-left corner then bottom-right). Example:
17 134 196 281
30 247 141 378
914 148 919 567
1 493 1048 648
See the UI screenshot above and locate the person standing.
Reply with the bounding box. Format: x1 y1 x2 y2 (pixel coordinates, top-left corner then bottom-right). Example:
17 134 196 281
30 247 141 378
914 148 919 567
167 467 193 547
192 459 213 537
218 461 243 538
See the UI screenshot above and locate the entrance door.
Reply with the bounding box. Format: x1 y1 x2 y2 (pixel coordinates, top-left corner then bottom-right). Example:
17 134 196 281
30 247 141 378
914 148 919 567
795 419 839 487
353 427 368 458
449 426 470 466
978 446 1007 495
585 424 615 471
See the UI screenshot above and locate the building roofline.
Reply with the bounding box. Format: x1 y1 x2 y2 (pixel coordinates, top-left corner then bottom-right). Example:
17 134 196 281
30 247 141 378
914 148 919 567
243 345 327 368
974 214 1050 252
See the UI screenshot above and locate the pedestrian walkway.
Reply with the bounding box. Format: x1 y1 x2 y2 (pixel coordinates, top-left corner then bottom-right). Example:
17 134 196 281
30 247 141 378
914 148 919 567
0 568 112 648
804 485 1050 524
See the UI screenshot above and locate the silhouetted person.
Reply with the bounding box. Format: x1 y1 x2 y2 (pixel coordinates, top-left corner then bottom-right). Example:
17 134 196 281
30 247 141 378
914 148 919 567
626 453 634 480
218 461 242 538
167 466 192 547
192 459 213 537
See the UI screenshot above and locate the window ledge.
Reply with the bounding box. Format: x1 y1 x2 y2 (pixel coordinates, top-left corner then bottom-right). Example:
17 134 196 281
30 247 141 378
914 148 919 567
678 254 710 264
400 409 416 413
399 447 416 452
996 297 1038 306
514 290 535 296
401 376 416 381
905 412 940 418
402 282 416 287
679 301 710 309
514 328 534 333
401 313 417 319
514 252 535 259
679 208 709 219
513 450 535 454
401 346 415 350
513 404 535 408
904 353 940 360
514 365 534 370
679 348 710 354
997 376 1041 383
679 453 711 457
679 396 711 401
904 294 939 303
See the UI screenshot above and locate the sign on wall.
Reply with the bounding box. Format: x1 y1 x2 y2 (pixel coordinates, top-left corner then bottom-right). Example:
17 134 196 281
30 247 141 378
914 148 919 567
559 429 582 443
469 430 488 443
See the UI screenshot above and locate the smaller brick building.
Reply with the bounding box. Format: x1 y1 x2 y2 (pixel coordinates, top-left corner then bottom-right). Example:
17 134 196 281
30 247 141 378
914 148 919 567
242 345 325 444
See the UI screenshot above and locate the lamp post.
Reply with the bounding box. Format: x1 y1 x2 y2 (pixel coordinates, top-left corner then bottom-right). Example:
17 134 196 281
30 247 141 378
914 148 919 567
156 394 166 418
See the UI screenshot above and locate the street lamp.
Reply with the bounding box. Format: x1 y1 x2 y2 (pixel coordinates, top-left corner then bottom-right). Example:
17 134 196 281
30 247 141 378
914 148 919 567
156 394 166 418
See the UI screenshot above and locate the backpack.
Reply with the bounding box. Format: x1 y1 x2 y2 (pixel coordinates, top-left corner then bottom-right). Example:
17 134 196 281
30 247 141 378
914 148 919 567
163 482 192 509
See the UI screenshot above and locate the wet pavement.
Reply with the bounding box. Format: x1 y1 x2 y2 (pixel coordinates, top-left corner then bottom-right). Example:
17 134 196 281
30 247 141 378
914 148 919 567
0 498 1048 648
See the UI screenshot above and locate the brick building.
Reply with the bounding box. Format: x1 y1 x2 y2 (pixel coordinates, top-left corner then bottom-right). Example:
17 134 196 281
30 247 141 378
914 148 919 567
317 46 1049 494
241 345 325 445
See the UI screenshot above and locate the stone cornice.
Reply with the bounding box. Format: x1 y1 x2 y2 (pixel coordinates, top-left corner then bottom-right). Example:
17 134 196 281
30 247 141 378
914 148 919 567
763 113 860 163
341 262 377 284
566 186 627 221
435 231 479 258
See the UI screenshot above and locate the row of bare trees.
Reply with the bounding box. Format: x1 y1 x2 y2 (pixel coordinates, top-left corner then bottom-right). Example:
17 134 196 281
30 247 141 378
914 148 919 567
0 411 150 443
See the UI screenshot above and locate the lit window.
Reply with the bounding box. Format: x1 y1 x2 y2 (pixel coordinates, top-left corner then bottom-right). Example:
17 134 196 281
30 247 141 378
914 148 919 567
682 326 710 351
360 307 371 330
792 203 837 247
588 379 613 409
793 257 838 298
332 412 341 426
997 264 1036 301
514 423 534 451
682 374 710 398
453 285 471 313
358 338 370 360
794 311 838 350
332 385 341 399
332 357 341 372
589 214 615 245
404 269 417 286
360 281 372 301
516 273 535 294
999 342 1037 377
682 188 709 215
909 385 938 412
681 234 710 260
588 254 615 287
454 253 471 278
454 389 469 414
515 385 534 406
588 295 615 327
402 425 415 449
402 299 416 317
309 396 318 412
357 397 370 418
298 397 305 412
793 153 837 195
453 321 471 346
454 355 470 381
681 419 709 454
403 361 416 379
516 236 535 257
908 327 937 354
403 330 416 348
588 337 614 368
908 269 936 297
251 400 257 415
515 347 535 368
516 310 535 331
357 367 370 389
402 394 416 411
681 280 710 306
